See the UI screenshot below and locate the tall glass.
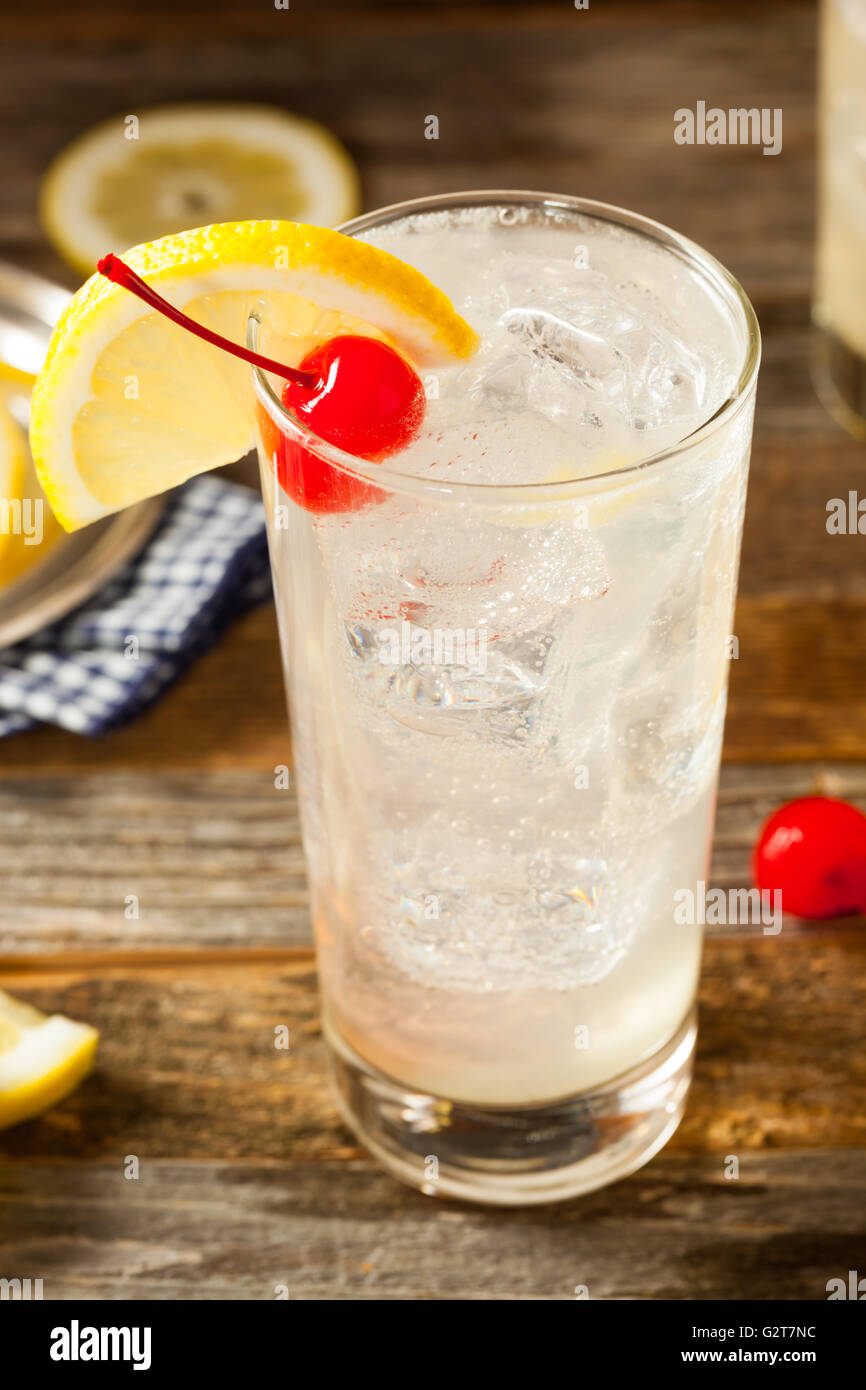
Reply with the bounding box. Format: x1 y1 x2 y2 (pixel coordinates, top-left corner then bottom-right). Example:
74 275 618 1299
814 0 866 437
251 192 759 1205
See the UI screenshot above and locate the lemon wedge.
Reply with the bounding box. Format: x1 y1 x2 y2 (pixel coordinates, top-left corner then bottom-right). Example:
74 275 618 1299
0 988 98 1129
30 219 479 531
41 103 361 274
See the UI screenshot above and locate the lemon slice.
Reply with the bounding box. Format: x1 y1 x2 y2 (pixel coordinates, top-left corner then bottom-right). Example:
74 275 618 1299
41 103 361 274
0 988 98 1129
30 219 480 531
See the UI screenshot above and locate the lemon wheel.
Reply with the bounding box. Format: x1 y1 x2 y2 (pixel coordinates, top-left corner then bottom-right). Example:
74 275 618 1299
41 103 361 274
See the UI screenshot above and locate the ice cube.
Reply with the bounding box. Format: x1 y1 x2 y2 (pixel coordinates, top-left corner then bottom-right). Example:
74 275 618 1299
365 826 634 992
499 288 709 444
501 306 622 387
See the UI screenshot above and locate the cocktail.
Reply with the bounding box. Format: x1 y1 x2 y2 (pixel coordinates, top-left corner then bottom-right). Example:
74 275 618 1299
250 193 759 1203
814 0 866 436
29 192 758 1206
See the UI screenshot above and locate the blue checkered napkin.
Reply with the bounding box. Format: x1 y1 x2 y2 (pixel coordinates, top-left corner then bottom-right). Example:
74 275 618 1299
0 474 271 738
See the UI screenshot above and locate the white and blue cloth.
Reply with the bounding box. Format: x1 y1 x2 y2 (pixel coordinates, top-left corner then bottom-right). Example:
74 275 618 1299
0 475 271 738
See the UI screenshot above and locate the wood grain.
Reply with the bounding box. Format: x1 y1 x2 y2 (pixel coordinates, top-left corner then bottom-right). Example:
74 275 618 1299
0 3 818 294
0 1 819 46
0 935 863 1300
0 768 308 953
0 762 863 956
0 932 864 1163
0 1150 862 1300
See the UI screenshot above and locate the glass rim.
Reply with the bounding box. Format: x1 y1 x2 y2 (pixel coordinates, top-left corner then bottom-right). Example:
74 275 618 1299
249 189 761 505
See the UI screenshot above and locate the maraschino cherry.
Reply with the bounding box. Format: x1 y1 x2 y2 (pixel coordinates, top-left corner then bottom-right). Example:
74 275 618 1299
284 335 424 459
273 335 424 514
753 796 866 919
98 254 424 515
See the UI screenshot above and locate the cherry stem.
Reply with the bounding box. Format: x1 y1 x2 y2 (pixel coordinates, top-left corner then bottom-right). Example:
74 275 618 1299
96 253 318 389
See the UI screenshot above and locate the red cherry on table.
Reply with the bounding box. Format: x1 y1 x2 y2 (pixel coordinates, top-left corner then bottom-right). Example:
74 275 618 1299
261 333 425 515
753 796 866 919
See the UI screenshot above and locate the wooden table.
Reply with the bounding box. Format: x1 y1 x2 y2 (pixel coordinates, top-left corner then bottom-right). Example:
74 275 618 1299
1 0 864 1300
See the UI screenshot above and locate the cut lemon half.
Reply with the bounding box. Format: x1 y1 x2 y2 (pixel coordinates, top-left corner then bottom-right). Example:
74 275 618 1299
0 988 98 1129
30 220 480 531
41 103 361 275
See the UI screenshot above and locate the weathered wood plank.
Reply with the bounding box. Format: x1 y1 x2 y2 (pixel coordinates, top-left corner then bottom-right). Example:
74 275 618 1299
0 4 817 294
0 1 818 46
0 933 863 1164
0 769 308 952
0 763 863 954
727 601 866 762
0 1149 862 1300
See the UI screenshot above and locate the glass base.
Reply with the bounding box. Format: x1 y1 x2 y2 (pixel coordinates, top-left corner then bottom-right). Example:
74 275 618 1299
327 1009 696 1206
812 323 866 441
